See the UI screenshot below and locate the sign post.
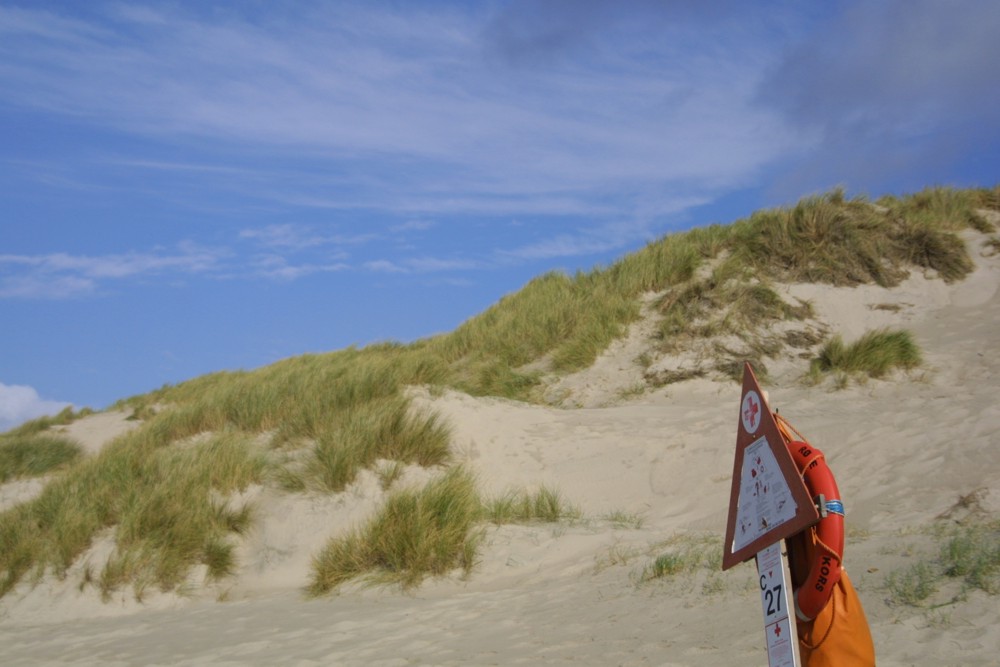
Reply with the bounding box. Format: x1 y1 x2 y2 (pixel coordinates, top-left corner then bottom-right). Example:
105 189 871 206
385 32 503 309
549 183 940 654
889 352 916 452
756 541 801 667
723 363 820 666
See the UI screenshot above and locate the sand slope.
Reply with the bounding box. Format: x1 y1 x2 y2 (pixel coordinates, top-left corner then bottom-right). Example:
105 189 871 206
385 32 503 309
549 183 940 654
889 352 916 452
1 230 999 665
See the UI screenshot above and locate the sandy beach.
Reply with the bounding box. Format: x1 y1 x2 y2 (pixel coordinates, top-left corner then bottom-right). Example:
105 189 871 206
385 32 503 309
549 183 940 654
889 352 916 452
1 227 999 666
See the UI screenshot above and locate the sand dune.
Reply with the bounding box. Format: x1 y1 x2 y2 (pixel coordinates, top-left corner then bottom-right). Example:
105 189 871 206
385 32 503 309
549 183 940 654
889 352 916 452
1 228 999 665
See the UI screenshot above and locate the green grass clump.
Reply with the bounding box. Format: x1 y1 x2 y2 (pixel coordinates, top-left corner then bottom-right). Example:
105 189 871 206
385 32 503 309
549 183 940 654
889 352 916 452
940 522 1000 594
3 406 94 438
100 432 264 596
637 533 722 583
894 220 974 282
308 477 587 594
883 186 995 232
309 467 482 594
481 486 581 524
885 520 1000 607
0 430 265 599
644 552 691 579
642 186 994 376
601 510 645 529
119 344 449 445
305 396 451 492
376 461 407 491
433 270 642 394
657 278 808 342
1 345 458 598
429 229 718 395
810 328 922 381
885 562 939 606
0 435 83 482
731 190 904 287
969 185 1000 214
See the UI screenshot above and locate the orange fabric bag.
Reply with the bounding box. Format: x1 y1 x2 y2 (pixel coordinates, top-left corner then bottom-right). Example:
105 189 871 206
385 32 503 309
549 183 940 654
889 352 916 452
798 568 876 666
787 531 876 666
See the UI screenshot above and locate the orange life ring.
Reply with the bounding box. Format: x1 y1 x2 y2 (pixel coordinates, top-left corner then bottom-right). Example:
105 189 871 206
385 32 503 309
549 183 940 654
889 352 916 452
776 416 845 622
786 439 844 621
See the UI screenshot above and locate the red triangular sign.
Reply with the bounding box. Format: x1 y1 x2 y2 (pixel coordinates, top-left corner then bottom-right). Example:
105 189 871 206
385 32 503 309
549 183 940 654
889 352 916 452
722 363 818 570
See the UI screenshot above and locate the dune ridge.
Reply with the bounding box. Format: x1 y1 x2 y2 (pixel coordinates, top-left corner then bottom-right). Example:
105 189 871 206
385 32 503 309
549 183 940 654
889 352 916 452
1 199 999 665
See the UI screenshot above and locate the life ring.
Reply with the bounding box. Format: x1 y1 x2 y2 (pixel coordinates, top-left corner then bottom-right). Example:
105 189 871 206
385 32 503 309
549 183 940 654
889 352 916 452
785 439 845 621
776 416 845 622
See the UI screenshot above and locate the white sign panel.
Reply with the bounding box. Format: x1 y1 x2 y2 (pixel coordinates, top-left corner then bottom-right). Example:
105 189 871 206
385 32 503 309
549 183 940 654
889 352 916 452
733 435 798 552
756 542 800 667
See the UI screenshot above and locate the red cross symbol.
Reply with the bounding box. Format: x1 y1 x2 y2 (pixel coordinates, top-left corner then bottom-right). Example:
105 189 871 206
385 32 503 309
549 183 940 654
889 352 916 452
774 624 782 638
744 395 759 429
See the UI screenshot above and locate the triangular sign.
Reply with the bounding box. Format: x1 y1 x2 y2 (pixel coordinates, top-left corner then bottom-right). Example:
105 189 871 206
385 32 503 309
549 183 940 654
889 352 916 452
721 363 819 570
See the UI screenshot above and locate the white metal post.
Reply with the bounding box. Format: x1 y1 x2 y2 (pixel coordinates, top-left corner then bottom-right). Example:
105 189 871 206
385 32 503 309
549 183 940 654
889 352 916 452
755 541 801 667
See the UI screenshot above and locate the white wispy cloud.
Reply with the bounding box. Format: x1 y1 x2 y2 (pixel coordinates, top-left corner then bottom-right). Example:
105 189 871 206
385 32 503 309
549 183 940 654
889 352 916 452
0 275 97 300
363 260 407 274
104 158 255 176
239 224 376 251
503 234 630 262
0 244 227 299
501 196 709 261
404 257 482 273
364 256 481 274
0 2 799 220
2 1 994 302
0 225 479 298
248 256 350 281
390 220 437 233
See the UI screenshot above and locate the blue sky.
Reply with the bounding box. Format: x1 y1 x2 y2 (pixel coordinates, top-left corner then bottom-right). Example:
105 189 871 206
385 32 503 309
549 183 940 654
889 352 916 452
1 0 998 429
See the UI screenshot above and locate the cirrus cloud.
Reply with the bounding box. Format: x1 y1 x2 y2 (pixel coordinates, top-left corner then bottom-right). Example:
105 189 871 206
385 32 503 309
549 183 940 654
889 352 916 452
0 244 227 299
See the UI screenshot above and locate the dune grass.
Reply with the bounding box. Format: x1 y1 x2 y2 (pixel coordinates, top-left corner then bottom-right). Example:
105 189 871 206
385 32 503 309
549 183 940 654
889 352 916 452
96 432 265 598
636 533 723 583
375 461 407 491
2 185 997 600
601 509 645 530
480 486 581 525
883 185 997 233
382 185 986 396
0 429 265 599
303 396 451 493
431 270 638 397
809 328 922 383
308 466 482 594
886 562 939 606
3 406 94 438
0 347 457 598
885 519 1000 607
427 228 714 397
940 521 1000 595
643 186 991 380
0 435 83 483
308 477 587 595
116 344 449 442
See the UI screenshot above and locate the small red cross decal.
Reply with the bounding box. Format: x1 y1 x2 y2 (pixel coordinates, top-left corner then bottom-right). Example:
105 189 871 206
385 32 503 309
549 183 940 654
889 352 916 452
744 396 759 428
774 624 782 637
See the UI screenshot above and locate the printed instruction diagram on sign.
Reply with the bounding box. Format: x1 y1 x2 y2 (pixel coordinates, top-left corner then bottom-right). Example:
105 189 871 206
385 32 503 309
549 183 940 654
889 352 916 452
733 435 798 552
